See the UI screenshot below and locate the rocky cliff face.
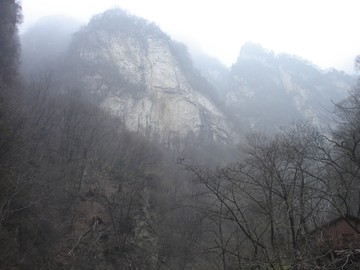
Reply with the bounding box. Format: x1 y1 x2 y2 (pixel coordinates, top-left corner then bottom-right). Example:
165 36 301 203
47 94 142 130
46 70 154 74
196 43 355 132
23 12 356 141
64 9 234 145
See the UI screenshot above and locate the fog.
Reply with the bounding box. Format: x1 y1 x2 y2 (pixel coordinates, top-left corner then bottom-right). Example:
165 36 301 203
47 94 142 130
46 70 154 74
3 1 360 269
22 0 360 73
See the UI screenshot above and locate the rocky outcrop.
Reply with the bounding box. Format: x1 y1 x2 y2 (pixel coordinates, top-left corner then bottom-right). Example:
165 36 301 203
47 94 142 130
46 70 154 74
220 43 355 132
65 9 234 145
24 12 355 141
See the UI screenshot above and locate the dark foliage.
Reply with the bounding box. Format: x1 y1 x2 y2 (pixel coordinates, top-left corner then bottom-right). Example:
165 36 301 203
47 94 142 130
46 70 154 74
0 0 22 87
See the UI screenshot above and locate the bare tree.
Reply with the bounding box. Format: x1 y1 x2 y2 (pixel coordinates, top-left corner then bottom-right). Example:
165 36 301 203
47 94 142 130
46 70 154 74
181 122 331 269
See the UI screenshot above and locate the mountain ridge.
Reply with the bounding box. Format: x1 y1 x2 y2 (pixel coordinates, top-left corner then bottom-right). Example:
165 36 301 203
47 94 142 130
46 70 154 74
60 8 235 145
20 9 356 143
194 42 355 132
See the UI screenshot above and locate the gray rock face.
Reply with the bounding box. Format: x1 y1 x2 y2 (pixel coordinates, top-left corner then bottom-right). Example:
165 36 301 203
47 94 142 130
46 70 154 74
196 43 355 133
61 12 355 142
67 10 234 145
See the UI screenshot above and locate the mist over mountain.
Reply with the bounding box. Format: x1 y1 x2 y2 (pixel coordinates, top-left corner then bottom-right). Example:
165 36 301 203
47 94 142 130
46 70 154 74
56 9 234 145
21 10 355 141
4 4 360 269
20 15 81 75
191 51 229 97
225 42 355 131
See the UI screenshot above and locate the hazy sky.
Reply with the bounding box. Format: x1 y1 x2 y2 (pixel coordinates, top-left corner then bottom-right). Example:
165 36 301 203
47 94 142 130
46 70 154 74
21 0 360 73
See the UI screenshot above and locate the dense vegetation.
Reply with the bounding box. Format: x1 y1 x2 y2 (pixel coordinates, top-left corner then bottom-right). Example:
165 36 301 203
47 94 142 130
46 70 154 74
1 2 360 269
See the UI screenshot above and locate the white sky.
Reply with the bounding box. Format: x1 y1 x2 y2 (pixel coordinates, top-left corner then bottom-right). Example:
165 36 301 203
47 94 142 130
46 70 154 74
21 0 360 73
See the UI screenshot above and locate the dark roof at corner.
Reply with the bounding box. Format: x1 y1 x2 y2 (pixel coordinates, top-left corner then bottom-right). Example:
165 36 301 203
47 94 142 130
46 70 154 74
321 214 360 228
311 214 360 234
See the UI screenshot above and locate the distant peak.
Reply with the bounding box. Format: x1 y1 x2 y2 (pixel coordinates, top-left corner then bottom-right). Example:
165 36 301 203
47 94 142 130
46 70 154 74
84 8 168 42
238 42 275 61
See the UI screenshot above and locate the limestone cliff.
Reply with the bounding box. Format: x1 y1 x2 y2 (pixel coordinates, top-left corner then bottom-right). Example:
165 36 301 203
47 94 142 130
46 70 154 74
196 43 355 133
64 9 234 145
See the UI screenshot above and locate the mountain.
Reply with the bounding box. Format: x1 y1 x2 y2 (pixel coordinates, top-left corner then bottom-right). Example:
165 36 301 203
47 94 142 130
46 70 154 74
60 9 234 145
196 43 355 132
20 11 356 144
8 8 360 269
191 51 229 100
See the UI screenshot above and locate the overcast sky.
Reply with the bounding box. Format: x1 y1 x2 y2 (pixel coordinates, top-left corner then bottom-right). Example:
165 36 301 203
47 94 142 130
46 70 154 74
21 0 360 73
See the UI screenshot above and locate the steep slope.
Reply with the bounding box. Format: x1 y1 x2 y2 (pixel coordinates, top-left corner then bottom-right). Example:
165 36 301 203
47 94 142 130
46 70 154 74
191 51 229 101
195 43 355 133
62 9 234 145
22 12 355 140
